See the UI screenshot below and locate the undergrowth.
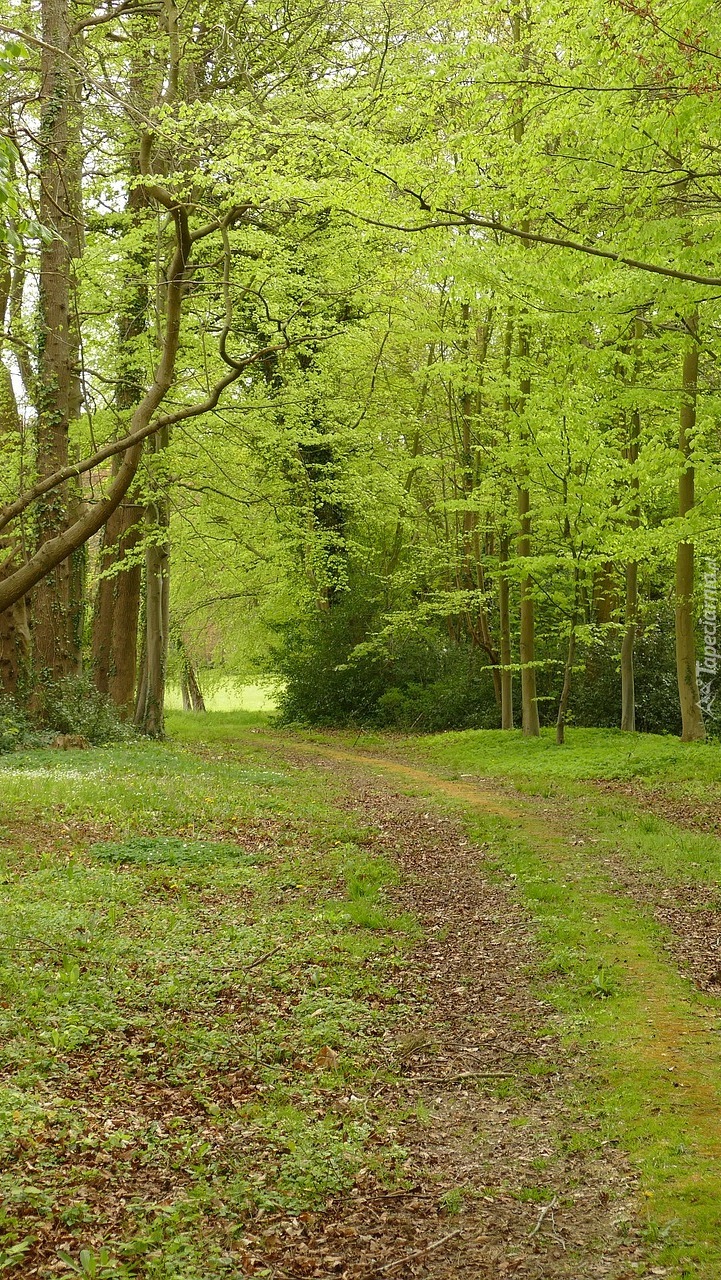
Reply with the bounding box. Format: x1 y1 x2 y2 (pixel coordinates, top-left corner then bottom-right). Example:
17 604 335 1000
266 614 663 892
0 728 414 1277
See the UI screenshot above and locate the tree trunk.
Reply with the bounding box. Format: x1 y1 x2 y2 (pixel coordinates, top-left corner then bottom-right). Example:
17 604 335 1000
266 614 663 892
135 425 170 737
620 560 637 732
621 389 641 732
135 498 170 737
499 532 514 729
518 479 540 736
91 162 149 710
92 500 143 718
556 572 580 745
675 315 705 742
0 364 30 697
33 0 84 679
181 655 206 712
511 13 539 737
555 627 576 745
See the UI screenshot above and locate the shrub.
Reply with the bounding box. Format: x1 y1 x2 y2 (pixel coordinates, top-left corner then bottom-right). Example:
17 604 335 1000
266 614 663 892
38 674 131 745
569 612 682 735
273 601 500 730
0 696 42 753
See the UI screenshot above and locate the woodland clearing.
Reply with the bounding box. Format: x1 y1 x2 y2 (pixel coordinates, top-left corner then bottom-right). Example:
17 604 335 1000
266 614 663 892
2 717 721 1279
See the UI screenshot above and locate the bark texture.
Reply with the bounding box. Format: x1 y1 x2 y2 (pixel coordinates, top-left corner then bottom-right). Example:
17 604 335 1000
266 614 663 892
675 316 704 742
92 500 143 718
33 0 84 678
92 177 149 714
181 656 206 712
499 533 513 729
0 364 30 696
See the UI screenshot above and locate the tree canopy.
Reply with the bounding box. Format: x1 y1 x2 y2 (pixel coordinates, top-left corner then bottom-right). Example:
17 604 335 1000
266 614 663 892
1 0 720 740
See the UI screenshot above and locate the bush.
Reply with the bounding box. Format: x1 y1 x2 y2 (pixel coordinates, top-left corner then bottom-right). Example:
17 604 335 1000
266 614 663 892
569 613 682 736
0 696 43 753
273 602 500 730
38 674 131 745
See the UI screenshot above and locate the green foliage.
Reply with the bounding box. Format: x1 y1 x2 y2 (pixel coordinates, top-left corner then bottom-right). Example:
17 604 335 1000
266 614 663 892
275 602 499 730
566 613 682 737
37 675 131 745
89 835 266 868
0 697 41 754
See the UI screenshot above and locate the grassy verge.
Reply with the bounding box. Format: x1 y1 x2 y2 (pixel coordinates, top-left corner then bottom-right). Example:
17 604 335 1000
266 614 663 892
0 728 414 1278
448 801 721 1279
376 727 721 1278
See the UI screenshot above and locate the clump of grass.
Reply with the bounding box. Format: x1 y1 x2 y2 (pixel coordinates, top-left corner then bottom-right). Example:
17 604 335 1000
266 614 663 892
440 1187 465 1215
89 835 265 868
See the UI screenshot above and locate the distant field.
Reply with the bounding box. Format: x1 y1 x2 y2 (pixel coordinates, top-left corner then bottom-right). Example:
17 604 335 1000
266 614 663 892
165 679 278 713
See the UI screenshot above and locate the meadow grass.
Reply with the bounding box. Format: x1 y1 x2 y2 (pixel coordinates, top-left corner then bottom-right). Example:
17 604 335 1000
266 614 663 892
0 728 414 1278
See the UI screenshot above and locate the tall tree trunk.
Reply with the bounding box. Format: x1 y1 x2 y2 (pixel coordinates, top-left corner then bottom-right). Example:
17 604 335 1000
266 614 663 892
620 379 641 731
91 164 149 711
512 10 539 737
33 0 84 679
620 561 637 732
518 482 539 735
675 313 705 742
91 498 143 718
556 571 580 745
499 532 513 729
135 434 170 737
0 362 30 697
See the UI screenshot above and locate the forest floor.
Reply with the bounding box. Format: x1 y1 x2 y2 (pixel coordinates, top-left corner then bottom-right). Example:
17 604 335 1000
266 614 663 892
2 720 721 1279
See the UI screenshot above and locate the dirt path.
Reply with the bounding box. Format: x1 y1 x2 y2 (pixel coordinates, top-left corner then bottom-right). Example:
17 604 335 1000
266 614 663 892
289 740 721 1124
260 744 651 1279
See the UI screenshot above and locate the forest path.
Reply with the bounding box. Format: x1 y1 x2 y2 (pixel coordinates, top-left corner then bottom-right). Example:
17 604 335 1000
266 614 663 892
258 732 721 1280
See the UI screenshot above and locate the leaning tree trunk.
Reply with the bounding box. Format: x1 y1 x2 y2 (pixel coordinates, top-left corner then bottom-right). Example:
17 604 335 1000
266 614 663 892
33 0 85 680
675 314 705 742
181 653 206 712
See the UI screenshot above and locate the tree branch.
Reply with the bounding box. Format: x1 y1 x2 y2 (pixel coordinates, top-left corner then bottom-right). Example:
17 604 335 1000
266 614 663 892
350 187 721 287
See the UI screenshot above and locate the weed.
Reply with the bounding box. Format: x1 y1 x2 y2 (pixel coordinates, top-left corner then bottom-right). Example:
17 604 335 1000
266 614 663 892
590 968 616 1000
440 1187 465 1215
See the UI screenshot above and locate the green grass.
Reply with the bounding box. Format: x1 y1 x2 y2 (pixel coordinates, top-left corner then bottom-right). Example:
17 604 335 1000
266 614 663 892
164 680 278 714
8 715 721 1277
411 724 721 787
0 731 413 1278
453 801 721 1279
382 725 721 1278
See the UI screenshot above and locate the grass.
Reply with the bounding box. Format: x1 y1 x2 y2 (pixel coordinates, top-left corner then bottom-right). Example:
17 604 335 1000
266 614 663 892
0 724 414 1278
380 724 721 1278
164 680 278 714
409 723 721 788
458 800 721 1279
8 713 721 1277
260 718 721 1276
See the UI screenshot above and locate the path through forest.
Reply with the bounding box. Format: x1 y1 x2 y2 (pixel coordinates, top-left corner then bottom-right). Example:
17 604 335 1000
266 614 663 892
254 734 696 1280
5 726 721 1279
